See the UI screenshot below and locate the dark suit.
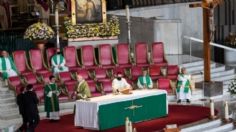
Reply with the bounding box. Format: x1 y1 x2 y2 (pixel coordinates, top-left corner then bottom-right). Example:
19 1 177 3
23 90 40 132
17 92 27 131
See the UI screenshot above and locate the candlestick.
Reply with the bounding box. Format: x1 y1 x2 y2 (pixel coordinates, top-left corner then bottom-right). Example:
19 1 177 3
125 117 129 132
55 8 59 26
210 99 215 117
125 5 130 22
225 101 229 120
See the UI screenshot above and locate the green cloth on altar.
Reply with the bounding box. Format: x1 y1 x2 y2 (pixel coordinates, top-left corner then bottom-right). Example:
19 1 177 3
44 83 60 117
176 74 190 93
0 56 18 80
75 80 91 99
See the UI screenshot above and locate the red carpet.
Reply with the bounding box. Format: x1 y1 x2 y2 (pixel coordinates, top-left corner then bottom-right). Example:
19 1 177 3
36 105 212 132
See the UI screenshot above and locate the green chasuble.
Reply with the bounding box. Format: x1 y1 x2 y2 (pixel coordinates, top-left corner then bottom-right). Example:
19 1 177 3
0 56 18 80
176 74 191 93
75 80 91 99
44 83 60 117
137 75 153 89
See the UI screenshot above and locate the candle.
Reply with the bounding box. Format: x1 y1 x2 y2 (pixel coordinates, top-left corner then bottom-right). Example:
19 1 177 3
128 121 132 132
225 101 229 120
210 100 215 117
125 5 130 22
125 117 129 132
71 0 76 25
55 8 59 26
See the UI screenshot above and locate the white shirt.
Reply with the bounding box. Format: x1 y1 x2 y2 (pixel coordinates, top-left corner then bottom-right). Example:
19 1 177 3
112 78 130 92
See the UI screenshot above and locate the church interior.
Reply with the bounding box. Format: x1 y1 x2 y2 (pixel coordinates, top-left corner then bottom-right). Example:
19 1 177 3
1 0 236 132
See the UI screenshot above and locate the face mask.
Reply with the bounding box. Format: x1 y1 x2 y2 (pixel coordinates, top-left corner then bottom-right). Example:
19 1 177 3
117 77 121 80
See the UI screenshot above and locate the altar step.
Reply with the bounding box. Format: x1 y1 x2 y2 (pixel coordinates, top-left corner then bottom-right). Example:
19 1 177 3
181 119 236 132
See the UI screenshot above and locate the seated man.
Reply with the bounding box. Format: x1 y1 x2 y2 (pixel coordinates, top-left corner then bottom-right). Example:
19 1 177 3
51 49 69 75
176 67 191 103
137 69 153 89
0 50 18 85
74 74 91 99
112 72 132 94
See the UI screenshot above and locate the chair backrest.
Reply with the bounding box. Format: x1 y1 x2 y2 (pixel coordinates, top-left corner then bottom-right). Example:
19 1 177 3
12 50 28 73
131 66 143 77
59 72 72 82
168 65 179 75
135 42 148 64
63 46 78 67
116 43 130 65
29 49 44 70
158 78 171 90
149 65 161 76
80 45 96 67
24 73 37 84
102 81 113 93
77 69 89 80
95 68 107 79
152 42 165 63
8 76 21 87
88 81 96 93
98 44 114 65
46 48 57 67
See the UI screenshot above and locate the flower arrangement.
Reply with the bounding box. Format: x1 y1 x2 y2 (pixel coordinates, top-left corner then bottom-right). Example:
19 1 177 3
24 22 55 40
228 79 236 95
64 16 120 39
225 32 236 47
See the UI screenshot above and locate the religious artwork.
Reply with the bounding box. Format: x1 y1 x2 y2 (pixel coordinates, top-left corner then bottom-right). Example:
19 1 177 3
73 0 106 23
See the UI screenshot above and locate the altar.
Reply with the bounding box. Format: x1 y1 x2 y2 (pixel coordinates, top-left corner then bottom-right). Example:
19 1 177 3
74 89 168 130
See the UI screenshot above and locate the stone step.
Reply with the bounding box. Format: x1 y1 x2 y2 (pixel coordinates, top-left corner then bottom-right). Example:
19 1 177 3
213 74 236 82
180 60 203 68
192 67 232 79
0 97 15 104
229 129 236 132
187 63 216 73
181 119 222 132
0 102 17 109
203 123 235 132
193 69 235 82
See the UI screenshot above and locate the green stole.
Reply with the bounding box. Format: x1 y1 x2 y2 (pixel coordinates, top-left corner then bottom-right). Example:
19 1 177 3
44 83 60 115
177 74 190 93
0 57 17 79
76 80 91 98
52 54 63 65
138 75 151 88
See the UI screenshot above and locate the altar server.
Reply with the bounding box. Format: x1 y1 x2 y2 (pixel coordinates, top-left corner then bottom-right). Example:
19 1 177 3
112 72 131 93
137 69 153 89
44 75 60 120
74 74 91 99
0 50 18 84
176 67 191 103
51 49 69 75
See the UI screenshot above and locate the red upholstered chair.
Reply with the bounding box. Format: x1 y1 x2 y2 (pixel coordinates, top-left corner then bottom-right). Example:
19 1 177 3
76 69 93 83
116 43 132 68
12 50 33 76
112 67 127 78
134 42 149 67
100 80 113 94
151 42 168 67
46 48 57 68
167 65 179 80
58 72 77 98
158 78 172 93
149 65 163 81
8 76 24 95
88 81 101 97
98 44 115 69
80 45 98 70
63 46 81 72
93 68 110 82
23 73 44 102
29 49 51 76
130 66 143 81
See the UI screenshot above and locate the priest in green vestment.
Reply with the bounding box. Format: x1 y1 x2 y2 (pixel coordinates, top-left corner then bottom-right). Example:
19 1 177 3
137 69 153 89
74 74 91 99
176 67 191 103
0 51 18 83
44 75 60 120
51 49 69 75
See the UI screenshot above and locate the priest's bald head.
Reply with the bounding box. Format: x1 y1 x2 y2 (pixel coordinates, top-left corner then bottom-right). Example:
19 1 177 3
1 50 8 57
76 74 84 82
181 67 187 74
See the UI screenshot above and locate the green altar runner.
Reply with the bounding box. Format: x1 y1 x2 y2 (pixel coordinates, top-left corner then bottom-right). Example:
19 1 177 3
74 89 168 130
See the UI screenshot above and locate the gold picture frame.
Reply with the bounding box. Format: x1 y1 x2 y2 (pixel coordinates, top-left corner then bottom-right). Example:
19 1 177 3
71 0 107 25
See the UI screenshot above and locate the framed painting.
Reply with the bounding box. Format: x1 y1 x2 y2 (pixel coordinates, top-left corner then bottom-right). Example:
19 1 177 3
71 0 107 24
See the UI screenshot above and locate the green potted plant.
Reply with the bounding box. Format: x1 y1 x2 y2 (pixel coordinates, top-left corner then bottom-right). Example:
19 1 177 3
24 22 55 50
228 79 236 97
